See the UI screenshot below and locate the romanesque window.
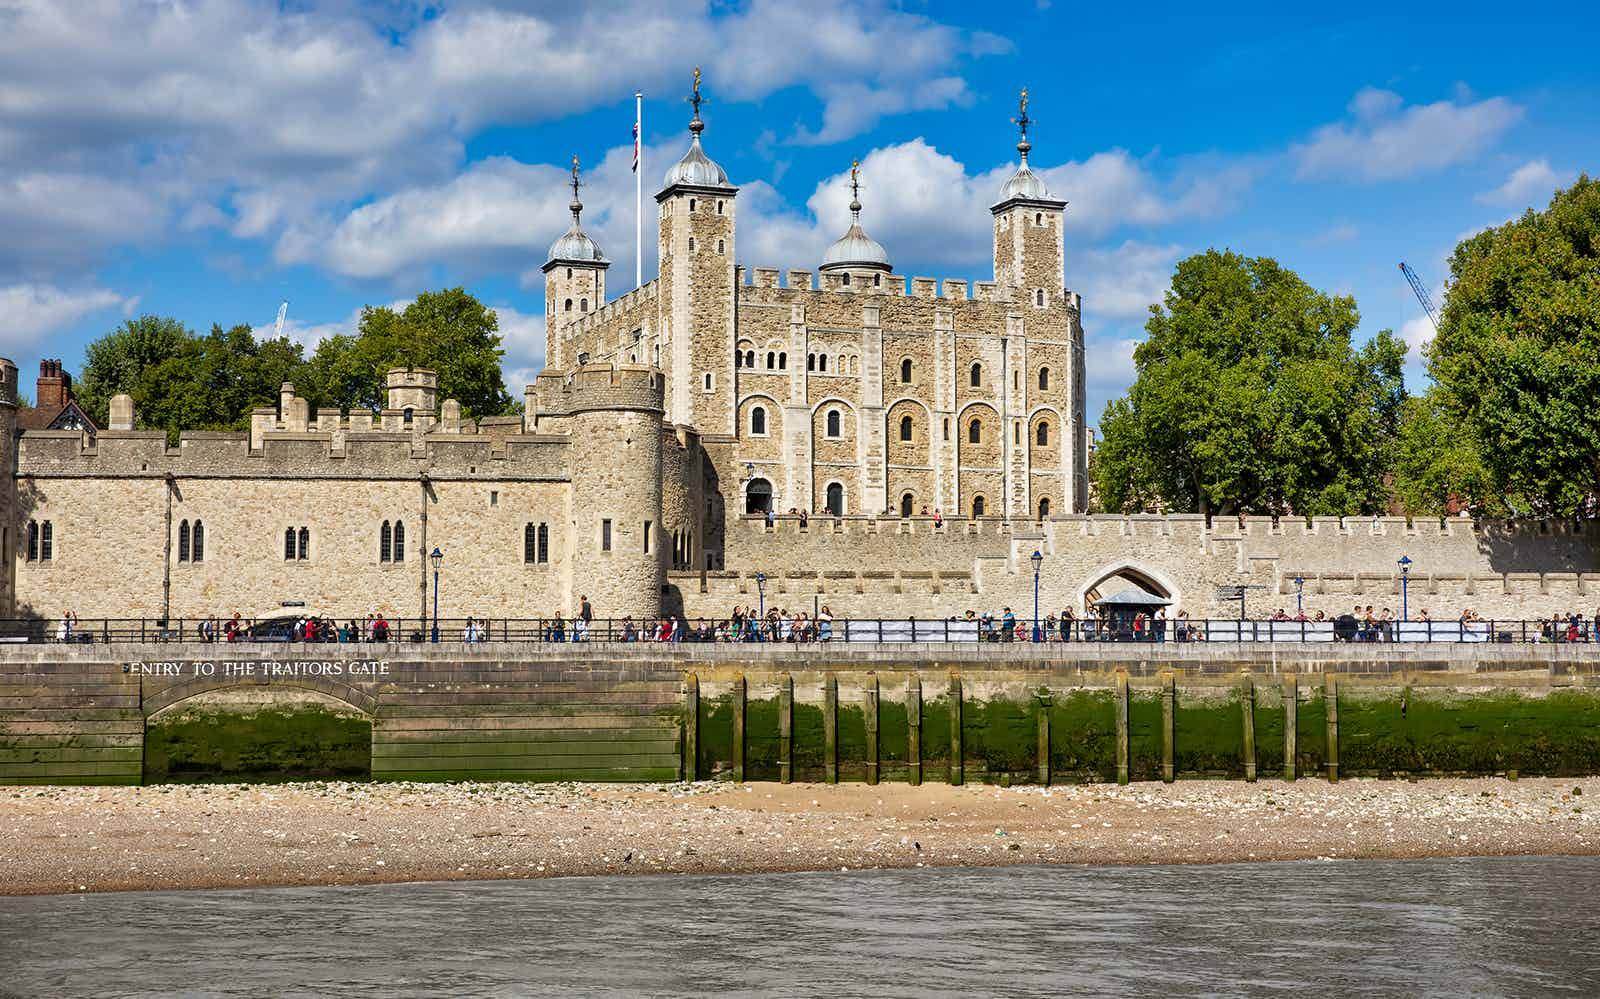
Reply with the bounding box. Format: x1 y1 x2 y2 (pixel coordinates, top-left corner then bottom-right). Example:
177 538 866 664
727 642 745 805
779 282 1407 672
972 496 986 517
825 482 844 517
766 351 775 370
688 237 696 253
717 239 725 255
403 408 414 426
778 352 787 370
565 299 573 312
1035 212 1043 226
704 372 714 392
1039 367 1050 390
717 200 724 214
735 351 742 368
826 409 841 438
744 349 755 368
688 198 696 212
970 362 982 387
900 415 913 442
1036 421 1050 446
874 273 881 287
1036 289 1046 307
393 521 405 562
751 406 767 436
580 298 588 313
380 521 393 562
191 521 204 562
818 354 828 373
968 418 981 444
178 520 191 562
842 273 851 286
900 359 912 383
1038 497 1051 519
900 493 914 518
807 353 815 372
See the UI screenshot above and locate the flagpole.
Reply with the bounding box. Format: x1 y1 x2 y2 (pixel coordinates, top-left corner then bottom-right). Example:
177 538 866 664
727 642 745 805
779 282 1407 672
635 91 643 289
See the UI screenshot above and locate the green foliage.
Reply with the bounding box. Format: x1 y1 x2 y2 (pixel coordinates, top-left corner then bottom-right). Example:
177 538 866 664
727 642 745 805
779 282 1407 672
73 288 514 437
302 288 512 418
1418 175 1600 516
1392 389 1497 516
1095 250 1406 515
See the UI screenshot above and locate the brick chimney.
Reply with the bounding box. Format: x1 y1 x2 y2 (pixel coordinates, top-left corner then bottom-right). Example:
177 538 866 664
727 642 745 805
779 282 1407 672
36 359 69 413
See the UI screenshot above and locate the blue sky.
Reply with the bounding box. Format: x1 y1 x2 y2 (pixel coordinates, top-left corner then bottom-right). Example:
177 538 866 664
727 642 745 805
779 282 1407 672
4 0 1595 423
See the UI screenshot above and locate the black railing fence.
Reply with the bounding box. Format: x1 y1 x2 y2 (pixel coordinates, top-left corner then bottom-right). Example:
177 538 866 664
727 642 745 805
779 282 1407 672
6 616 1597 646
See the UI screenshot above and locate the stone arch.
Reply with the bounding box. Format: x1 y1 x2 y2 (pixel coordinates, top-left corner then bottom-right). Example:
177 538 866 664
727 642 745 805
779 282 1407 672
739 394 781 438
1076 560 1181 613
142 676 378 719
885 398 932 465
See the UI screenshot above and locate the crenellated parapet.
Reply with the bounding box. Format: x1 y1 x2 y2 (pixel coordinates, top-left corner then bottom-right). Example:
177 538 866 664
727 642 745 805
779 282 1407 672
530 363 665 418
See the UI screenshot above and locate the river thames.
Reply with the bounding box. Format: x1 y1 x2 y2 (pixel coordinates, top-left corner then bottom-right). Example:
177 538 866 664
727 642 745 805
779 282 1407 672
1 856 1596 996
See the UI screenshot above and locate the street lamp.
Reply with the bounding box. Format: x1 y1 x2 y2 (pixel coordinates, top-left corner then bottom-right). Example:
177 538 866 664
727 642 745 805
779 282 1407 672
754 572 767 640
1397 555 1412 622
430 546 443 643
1294 575 1304 615
1030 550 1044 643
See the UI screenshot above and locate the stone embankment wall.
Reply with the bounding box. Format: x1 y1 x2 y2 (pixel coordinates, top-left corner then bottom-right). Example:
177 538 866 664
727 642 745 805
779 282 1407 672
1 645 1596 785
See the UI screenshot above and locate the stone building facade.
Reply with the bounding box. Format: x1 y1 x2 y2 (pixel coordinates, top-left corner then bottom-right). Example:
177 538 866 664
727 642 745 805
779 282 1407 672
1 79 1594 627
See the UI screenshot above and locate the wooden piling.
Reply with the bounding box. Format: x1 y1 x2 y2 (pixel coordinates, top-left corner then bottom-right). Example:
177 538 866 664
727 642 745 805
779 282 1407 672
1283 674 1297 781
1240 671 1256 782
1161 671 1176 783
824 672 838 784
1324 672 1339 782
731 674 746 783
949 672 963 786
1036 693 1052 785
1115 671 1130 786
683 672 699 782
778 673 793 784
907 674 923 786
864 673 880 786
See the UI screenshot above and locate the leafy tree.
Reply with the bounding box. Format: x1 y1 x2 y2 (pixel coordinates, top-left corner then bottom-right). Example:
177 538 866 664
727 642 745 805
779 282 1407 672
1392 389 1496 515
1409 175 1600 517
1095 250 1406 516
302 288 512 417
75 315 196 429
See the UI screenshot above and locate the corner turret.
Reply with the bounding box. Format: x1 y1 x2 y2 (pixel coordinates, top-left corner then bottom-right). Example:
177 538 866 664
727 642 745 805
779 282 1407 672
992 87 1067 307
543 155 610 369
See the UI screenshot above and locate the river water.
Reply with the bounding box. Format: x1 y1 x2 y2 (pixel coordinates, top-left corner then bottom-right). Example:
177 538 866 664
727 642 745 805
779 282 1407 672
2 857 1596 997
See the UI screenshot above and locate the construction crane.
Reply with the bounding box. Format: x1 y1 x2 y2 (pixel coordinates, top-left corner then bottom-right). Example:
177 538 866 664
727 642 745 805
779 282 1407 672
273 301 288 339
1398 262 1440 333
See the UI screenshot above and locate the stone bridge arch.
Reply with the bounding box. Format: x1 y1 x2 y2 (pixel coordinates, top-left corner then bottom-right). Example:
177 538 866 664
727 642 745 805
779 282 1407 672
1076 560 1181 612
141 675 378 719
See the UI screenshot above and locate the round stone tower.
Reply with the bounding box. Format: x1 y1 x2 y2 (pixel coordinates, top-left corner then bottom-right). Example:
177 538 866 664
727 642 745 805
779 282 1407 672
562 364 666 620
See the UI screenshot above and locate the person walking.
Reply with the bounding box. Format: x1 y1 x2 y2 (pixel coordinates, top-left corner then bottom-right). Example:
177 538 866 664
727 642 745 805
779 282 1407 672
578 595 593 642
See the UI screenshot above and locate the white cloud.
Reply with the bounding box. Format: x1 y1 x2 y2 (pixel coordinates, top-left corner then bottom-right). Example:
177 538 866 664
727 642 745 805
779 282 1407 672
1085 336 1141 393
1071 242 1183 321
1292 88 1522 181
1307 223 1361 246
0 284 128 350
1399 315 1436 361
1475 159 1573 207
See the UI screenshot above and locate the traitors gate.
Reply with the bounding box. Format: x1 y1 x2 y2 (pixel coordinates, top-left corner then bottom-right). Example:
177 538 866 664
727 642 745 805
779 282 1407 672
3 644 1599 786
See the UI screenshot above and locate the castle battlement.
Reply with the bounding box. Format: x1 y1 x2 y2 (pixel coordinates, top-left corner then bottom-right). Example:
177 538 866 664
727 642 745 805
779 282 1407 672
736 265 1080 316
563 279 660 341
531 363 665 417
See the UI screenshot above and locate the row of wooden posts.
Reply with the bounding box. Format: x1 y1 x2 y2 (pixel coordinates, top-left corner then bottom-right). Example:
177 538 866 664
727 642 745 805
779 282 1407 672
681 670 1342 784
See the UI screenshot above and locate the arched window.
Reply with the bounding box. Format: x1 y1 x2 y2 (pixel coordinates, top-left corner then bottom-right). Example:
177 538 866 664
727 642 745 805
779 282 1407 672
900 493 915 518
27 521 38 561
745 478 773 514
579 298 588 313
688 237 696 252
192 521 204 562
524 523 537 564
403 408 414 426
688 198 696 212
807 353 815 372
1039 367 1050 390
826 409 841 438
745 350 755 368
178 520 190 562
284 527 296 561
1036 289 1045 307
1038 497 1051 519
393 521 405 562
766 351 775 370
40 521 52 560
751 406 767 436
968 418 981 444
970 362 982 387
564 299 573 312
972 496 986 517
537 523 549 563
778 352 787 370
825 482 844 517
1036 421 1050 446
900 414 913 442
819 354 827 372
874 273 881 287
566 267 573 279
900 358 913 384
735 350 742 368
717 239 725 254
380 521 392 562
717 200 724 214
297 527 310 561
842 273 851 286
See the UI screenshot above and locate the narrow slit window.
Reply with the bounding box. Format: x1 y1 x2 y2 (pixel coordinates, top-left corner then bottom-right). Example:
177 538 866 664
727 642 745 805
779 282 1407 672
393 521 405 562
178 520 190 562
602 519 612 552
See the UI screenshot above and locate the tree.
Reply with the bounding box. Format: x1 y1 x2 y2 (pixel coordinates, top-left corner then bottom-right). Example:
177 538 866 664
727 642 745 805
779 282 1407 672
302 288 512 417
75 315 196 429
1410 175 1600 517
1095 250 1406 516
1392 388 1496 516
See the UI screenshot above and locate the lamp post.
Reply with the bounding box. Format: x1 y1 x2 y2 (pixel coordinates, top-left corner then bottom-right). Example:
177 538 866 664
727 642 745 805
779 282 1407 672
755 572 766 620
1294 575 1304 615
430 546 443 643
1030 550 1044 643
1398 555 1412 622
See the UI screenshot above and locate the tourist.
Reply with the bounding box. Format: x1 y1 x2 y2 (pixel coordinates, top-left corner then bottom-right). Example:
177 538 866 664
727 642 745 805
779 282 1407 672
1001 607 1015 642
1154 608 1168 643
765 506 774 528
798 509 808 528
933 508 943 528
462 618 480 643
372 614 390 642
817 605 834 642
56 610 76 642
1060 606 1076 642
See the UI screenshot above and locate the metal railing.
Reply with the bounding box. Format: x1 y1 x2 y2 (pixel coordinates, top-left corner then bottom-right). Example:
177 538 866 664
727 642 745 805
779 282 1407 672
5 616 1597 646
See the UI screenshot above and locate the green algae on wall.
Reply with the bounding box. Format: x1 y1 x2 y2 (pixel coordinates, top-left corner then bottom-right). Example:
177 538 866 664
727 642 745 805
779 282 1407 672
1337 688 1600 777
144 706 371 783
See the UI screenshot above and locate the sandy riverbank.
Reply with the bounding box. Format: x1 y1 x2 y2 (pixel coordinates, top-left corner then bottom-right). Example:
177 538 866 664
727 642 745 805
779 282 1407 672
2 777 1594 895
